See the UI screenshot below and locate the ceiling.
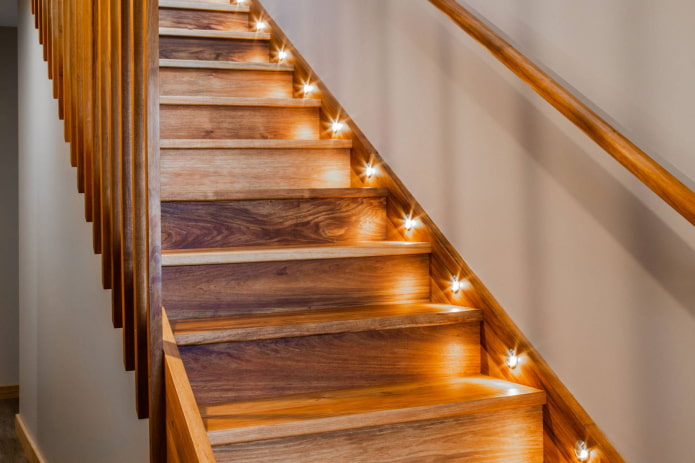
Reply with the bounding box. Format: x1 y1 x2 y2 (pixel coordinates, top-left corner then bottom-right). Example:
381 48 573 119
0 0 17 27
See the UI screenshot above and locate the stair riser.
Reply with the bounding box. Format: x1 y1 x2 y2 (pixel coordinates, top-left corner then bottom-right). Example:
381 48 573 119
162 197 388 249
212 406 543 463
160 36 269 62
160 68 294 98
160 105 320 139
162 254 431 320
160 9 250 31
182 323 481 404
160 149 350 196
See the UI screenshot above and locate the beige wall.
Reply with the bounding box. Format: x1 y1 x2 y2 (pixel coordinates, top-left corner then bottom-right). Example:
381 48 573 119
0 26 18 388
17 0 149 461
262 1 695 462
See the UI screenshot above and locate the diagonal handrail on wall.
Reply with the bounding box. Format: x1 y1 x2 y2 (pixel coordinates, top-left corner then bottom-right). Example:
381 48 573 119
430 0 695 226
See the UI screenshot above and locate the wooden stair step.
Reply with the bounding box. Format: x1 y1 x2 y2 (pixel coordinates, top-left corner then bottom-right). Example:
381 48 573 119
160 3 250 32
160 65 294 98
161 187 382 202
160 58 294 72
171 303 481 345
162 242 432 266
201 376 546 446
162 192 388 249
160 96 322 108
160 139 351 149
159 28 270 41
159 1 251 13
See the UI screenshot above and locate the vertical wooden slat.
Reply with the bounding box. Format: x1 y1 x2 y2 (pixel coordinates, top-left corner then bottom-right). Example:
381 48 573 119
111 0 124 329
121 0 136 372
100 0 114 292
75 0 85 194
56 0 64 120
83 0 95 223
63 0 73 149
92 0 103 254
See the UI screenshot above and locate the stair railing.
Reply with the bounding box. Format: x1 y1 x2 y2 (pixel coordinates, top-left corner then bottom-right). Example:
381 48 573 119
430 0 695 226
31 0 164 460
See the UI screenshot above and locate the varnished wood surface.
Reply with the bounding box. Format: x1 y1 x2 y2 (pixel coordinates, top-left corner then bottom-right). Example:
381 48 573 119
182 324 482 405
160 58 294 72
162 254 431 320
159 106 319 139
160 1 250 13
430 0 695 226
160 9 249 32
159 36 269 62
0 385 19 400
200 376 544 445
163 310 216 462
160 28 270 41
160 148 350 195
162 187 386 202
213 406 543 463
160 95 321 107
171 303 481 345
161 196 387 249
14 414 43 463
160 138 351 149
160 68 293 98
162 242 431 266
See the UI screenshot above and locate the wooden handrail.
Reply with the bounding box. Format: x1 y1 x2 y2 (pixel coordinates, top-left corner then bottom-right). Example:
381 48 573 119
430 0 695 226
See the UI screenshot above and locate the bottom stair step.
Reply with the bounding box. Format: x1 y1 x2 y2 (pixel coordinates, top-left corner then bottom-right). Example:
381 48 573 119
202 376 545 447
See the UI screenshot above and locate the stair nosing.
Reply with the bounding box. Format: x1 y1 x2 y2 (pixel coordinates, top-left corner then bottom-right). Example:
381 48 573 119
201 376 546 446
161 187 387 202
160 96 322 108
161 242 432 266
171 303 481 345
159 0 251 13
159 27 271 41
160 139 352 150
159 58 294 72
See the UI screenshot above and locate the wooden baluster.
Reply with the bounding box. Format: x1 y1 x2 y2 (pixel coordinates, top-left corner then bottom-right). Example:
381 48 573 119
111 0 124 329
100 0 113 292
92 0 103 254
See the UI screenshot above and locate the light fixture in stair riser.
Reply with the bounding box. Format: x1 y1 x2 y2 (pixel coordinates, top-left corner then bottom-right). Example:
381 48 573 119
303 82 315 97
365 163 377 179
331 120 344 137
404 216 417 231
505 348 519 369
235 0 246 4
255 19 268 32
574 440 590 461
277 49 289 62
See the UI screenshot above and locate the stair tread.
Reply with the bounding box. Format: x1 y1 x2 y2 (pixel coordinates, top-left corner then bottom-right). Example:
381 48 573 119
162 241 432 266
201 376 546 446
162 187 387 202
160 95 322 108
160 138 352 149
159 27 270 40
171 303 481 345
160 58 294 72
160 0 251 13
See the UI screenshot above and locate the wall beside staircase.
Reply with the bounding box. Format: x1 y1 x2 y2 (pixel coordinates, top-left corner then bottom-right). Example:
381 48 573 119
17 1 148 461
262 1 695 462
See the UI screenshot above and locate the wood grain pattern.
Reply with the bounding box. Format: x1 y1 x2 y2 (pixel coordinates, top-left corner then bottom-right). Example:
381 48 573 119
200 376 544 444
213 405 543 463
159 36 269 62
429 0 695 226
160 67 293 98
161 196 387 249
160 148 349 195
163 310 216 462
160 8 249 32
160 1 250 12
181 324 482 405
160 28 270 40
162 254 431 320
171 303 481 345
162 187 384 202
159 105 319 139
160 58 294 72
160 95 321 107
162 242 431 266
160 138 350 149
0 385 19 400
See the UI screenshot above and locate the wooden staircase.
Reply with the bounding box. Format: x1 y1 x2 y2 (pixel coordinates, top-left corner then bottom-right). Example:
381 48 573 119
158 1 544 461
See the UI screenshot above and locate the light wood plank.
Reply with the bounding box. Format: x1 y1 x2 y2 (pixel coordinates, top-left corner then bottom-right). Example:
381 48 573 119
160 58 294 72
160 1 250 13
15 414 48 463
159 36 270 62
160 8 250 32
160 96 321 107
159 28 270 41
160 67 293 98
160 138 351 149
161 187 385 202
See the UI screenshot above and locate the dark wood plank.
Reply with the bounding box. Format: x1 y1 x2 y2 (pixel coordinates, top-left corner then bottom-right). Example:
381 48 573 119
159 68 293 98
159 105 319 140
162 254 431 320
182 323 481 404
159 8 249 31
161 196 387 249
159 36 269 62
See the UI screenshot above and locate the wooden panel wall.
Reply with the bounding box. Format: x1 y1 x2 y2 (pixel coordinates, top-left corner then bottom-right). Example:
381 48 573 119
30 1 164 461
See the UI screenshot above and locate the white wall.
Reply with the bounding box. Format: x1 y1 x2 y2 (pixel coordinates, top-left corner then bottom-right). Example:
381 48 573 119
0 26 18 388
262 1 695 462
17 0 149 461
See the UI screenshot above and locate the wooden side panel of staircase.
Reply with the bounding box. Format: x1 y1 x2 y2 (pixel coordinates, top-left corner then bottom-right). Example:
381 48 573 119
212 406 543 463
162 254 431 320
181 323 481 404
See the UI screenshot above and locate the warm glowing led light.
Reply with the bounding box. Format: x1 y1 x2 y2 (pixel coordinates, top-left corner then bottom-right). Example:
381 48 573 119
303 82 315 97
235 0 246 4
255 20 268 31
505 348 519 369
331 120 344 135
278 49 289 62
365 163 377 178
574 441 590 462
404 216 417 231
451 276 464 293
